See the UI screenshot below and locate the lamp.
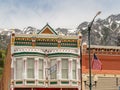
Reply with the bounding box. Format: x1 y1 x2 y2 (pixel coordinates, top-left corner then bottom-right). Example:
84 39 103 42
93 75 98 87
88 11 101 90
83 75 98 87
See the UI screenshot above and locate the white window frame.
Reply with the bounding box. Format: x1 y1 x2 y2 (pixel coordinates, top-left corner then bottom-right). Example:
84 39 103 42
61 58 69 79
15 58 23 80
49 58 57 79
72 59 77 80
38 58 44 79
26 58 35 79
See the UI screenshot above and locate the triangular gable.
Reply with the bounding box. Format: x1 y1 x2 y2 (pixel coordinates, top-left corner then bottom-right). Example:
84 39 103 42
37 23 58 35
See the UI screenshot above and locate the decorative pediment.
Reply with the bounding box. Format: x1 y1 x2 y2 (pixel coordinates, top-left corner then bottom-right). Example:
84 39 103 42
37 23 57 35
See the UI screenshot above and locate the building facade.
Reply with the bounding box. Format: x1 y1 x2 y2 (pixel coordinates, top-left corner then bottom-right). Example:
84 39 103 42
81 44 120 90
10 24 82 90
0 24 120 90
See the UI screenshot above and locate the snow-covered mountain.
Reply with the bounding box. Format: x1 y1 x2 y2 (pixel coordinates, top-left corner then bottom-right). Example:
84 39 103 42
77 14 120 46
0 13 120 50
23 26 40 34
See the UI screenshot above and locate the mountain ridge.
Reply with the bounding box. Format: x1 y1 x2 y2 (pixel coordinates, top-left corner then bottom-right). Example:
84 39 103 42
0 13 120 49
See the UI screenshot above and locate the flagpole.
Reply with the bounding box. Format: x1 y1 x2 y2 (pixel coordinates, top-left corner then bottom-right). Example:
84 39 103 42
88 11 101 90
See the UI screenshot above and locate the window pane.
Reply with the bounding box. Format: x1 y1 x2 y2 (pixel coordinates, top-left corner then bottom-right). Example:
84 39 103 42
62 69 68 79
27 58 34 78
62 59 68 69
50 59 56 66
72 70 76 79
39 70 43 79
72 60 76 70
62 59 68 79
27 58 34 68
72 60 76 79
39 59 43 79
50 59 57 79
51 72 56 79
27 69 34 78
16 58 23 79
39 59 43 69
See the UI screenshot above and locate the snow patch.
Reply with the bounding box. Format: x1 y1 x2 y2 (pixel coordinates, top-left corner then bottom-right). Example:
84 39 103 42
115 20 120 23
82 27 87 30
99 26 102 30
94 29 98 32
104 24 109 28
108 18 111 23
99 32 103 37
110 21 113 26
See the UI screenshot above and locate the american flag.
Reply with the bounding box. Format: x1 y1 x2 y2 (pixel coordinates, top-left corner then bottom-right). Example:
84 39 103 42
92 53 102 70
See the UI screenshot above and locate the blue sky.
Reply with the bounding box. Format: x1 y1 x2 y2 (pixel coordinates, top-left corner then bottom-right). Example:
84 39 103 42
0 0 120 29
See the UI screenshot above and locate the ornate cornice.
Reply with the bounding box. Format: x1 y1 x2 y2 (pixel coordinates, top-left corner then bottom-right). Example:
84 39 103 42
83 45 120 55
13 52 79 58
13 35 78 48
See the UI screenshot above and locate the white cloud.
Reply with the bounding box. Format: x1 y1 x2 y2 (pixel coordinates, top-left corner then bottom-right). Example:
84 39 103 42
0 0 119 30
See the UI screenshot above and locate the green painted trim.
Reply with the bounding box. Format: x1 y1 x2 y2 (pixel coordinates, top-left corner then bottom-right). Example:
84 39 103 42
48 53 78 57
14 54 45 57
15 40 32 42
61 45 77 48
37 23 58 35
16 81 23 84
14 44 32 46
36 42 58 47
14 37 78 48
48 55 78 58
26 81 35 84
72 82 77 84
39 81 44 84
61 42 77 47
61 81 69 84
47 53 79 58
13 52 79 57
13 52 45 57
14 44 78 48
50 81 57 84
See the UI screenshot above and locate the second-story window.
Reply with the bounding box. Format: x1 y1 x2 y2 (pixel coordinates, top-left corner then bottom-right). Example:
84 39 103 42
39 59 43 79
72 60 76 79
16 58 23 79
27 58 34 79
61 58 68 79
50 59 57 79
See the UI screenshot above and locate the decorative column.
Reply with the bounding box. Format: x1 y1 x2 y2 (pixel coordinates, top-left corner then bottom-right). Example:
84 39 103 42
43 50 49 87
44 60 46 80
11 31 15 46
23 57 27 85
11 56 14 81
45 56 48 87
10 84 14 90
57 58 61 85
32 36 36 47
77 58 80 81
11 56 14 90
13 58 16 80
69 58 72 85
35 58 39 85
57 58 61 80
57 37 61 48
